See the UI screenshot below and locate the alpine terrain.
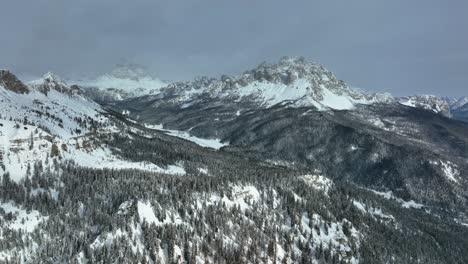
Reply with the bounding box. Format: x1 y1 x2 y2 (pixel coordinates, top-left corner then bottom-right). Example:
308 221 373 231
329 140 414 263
0 57 467 264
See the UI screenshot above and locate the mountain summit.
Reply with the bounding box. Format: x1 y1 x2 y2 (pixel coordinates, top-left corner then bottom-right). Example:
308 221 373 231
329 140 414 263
151 56 393 111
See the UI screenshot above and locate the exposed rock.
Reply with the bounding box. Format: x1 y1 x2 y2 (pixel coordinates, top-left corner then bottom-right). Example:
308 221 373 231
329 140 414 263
0 70 29 94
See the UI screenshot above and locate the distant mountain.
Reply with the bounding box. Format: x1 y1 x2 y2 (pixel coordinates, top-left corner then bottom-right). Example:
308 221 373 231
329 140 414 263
441 96 468 122
398 95 451 117
72 63 167 102
444 96 468 110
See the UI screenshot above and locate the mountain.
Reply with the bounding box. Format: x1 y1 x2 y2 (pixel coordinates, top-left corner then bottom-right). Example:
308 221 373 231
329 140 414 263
445 96 468 110
1 59 468 264
444 96 468 122
72 63 167 102
398 95 451 117
135 56 393 112
0 71 185 181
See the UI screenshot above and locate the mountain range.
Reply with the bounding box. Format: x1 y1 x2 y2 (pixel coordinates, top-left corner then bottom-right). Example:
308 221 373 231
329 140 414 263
0 57 467 263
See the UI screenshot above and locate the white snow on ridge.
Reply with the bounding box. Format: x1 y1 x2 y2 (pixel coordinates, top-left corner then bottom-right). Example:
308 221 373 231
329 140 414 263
233 79 360 110
69 145 186 175
0 87 101 139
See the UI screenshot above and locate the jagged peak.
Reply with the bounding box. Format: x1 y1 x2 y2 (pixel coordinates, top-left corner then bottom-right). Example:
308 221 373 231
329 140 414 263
29 72 81 96
42 71 67 85
161 56 395 111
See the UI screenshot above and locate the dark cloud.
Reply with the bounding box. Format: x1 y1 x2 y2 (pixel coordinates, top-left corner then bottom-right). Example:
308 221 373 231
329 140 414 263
1 0 467 96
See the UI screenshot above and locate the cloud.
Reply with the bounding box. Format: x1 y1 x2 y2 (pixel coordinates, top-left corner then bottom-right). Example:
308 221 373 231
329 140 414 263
0 0 467 96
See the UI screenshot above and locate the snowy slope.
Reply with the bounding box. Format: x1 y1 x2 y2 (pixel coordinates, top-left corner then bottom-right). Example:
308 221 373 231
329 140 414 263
143 123 227 149
0 71 184 181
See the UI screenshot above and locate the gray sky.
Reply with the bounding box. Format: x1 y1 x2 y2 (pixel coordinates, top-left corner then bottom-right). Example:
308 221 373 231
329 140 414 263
1 0 467 97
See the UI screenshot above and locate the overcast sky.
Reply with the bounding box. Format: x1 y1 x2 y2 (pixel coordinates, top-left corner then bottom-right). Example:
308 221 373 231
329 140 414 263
1 0 467 96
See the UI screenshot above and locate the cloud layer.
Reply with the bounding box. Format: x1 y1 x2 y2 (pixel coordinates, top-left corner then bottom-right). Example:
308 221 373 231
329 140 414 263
1 0 467 96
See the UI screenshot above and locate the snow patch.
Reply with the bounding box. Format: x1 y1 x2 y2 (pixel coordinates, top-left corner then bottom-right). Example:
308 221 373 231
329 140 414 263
144 123 228 150
300 173 333 193
370 189 424 209
0 201 47 232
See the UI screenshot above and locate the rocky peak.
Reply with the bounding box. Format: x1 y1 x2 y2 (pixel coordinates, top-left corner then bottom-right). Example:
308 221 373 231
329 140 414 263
399 95 451 117
157 57 393 110
34 72 69 95
0 69 29 94
30 72 81 96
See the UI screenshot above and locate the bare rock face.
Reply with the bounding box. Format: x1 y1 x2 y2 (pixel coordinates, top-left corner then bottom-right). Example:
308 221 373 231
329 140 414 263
34 72 69 95
0 70 29 94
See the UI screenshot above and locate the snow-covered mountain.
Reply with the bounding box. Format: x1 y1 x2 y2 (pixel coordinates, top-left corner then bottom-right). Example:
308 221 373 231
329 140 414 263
73 64 167 102
147 56 393 111
445 96 468 122
398 95 451 117
444 96 468 110
0 70 185 181
1 58 468 264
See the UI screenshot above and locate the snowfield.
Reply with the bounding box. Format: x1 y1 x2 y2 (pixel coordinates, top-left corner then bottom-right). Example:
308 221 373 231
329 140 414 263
143 123 228 149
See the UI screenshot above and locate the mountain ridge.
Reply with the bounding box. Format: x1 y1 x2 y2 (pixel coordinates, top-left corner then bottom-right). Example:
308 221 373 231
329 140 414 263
1 59 468 263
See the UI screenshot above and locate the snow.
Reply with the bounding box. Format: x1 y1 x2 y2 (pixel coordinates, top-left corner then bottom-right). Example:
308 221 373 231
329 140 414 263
0 87 101 140
398 95 449 115
370 189 425 209
0 201 47 232
137 201 158 224
234 79 360 110
353 200 394 221
70 146 186 175
137 200 184 226
197 167 208 174
144 123 228 150
319 84 355 110
300 173 333 193
293 213 361 259
401 200 424 209
201 185 261 212
439 160 459 183
0 83 186 181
